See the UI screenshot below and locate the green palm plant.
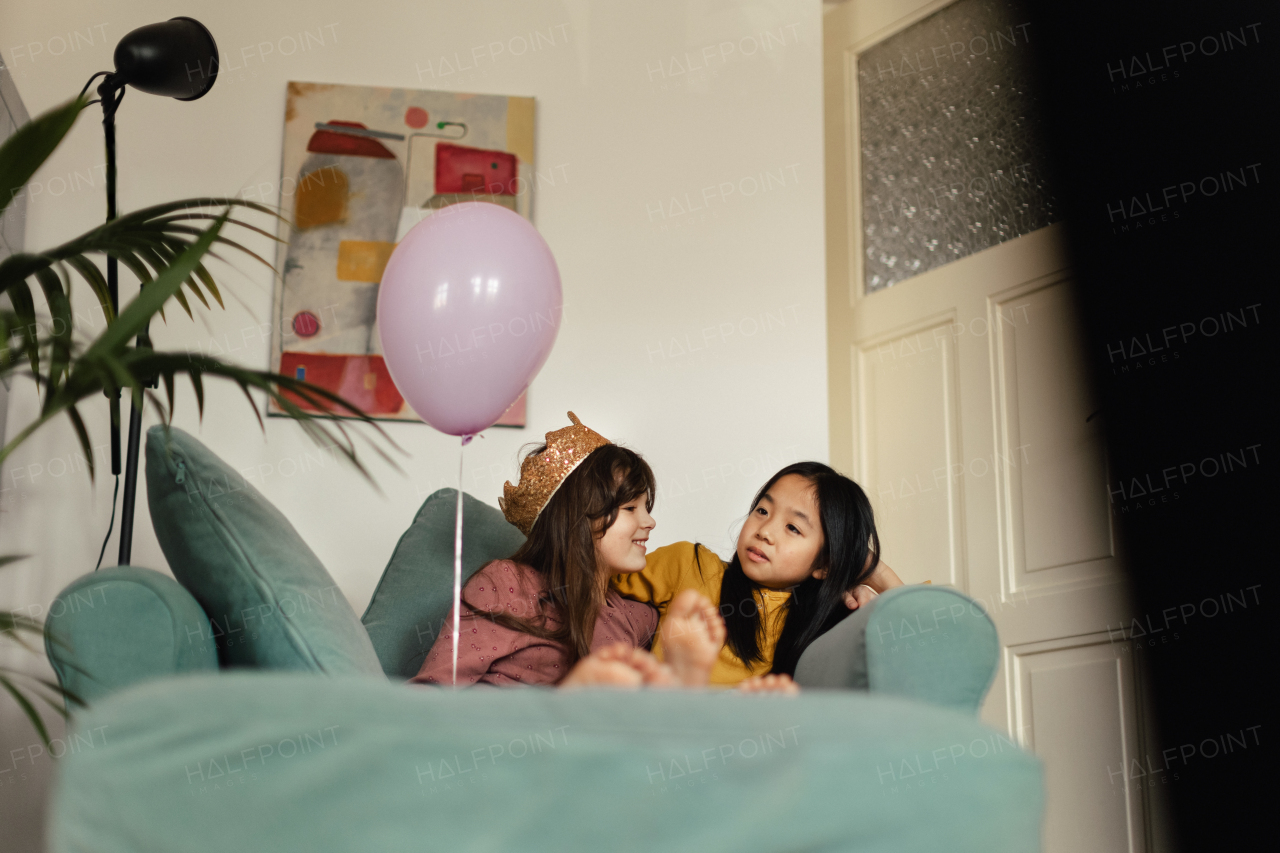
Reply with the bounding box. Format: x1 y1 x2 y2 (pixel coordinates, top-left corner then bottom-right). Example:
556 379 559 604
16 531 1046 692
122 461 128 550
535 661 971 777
1 95 402 745
0 559 81 750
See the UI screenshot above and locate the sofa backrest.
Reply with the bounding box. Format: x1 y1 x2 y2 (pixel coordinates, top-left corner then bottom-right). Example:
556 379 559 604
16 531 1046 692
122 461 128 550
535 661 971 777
45 431 999 714
361 488 526 680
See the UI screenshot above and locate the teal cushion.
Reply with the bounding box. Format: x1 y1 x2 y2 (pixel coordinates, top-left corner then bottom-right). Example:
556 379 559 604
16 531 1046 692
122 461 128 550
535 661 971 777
361 488 526 679
44 566 219 709
145 425 382 675
48 672 1043 853
795 586 999 713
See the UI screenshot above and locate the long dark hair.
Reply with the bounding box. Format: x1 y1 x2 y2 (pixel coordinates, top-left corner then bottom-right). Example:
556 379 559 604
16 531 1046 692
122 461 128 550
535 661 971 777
710 462 880 676
464 444 655 662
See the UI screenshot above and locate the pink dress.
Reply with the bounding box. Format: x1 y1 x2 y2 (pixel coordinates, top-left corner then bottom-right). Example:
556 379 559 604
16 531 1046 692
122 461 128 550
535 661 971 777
410 560 659 687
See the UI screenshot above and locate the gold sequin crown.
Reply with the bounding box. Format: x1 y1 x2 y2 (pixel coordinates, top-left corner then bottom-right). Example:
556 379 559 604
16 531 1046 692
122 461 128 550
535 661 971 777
500 412 611 535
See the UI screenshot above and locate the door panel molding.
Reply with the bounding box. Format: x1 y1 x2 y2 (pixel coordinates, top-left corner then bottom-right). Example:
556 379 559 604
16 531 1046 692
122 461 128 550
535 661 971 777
854 310 967 588
990 272 1120 598
1008 632 1148 853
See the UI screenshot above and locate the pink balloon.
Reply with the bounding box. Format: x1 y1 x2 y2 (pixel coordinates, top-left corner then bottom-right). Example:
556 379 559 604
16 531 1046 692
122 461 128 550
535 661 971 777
377 202 562 436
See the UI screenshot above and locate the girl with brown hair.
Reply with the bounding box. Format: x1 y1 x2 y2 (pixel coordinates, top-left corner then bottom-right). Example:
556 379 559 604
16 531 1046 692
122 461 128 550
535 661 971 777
412 413 728 688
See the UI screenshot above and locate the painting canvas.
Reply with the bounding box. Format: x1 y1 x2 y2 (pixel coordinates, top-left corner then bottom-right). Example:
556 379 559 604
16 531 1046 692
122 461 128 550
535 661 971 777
268 81 535 424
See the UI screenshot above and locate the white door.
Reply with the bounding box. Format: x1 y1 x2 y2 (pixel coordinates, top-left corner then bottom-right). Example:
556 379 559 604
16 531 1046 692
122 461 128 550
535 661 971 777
824 2 1168 851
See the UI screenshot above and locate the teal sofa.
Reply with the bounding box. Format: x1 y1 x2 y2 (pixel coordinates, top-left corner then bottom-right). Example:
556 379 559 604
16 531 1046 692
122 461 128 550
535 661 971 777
41 427 1041 852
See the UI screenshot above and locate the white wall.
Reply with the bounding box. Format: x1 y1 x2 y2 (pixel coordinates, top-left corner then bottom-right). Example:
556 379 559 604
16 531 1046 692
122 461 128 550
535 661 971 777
0 0 824 844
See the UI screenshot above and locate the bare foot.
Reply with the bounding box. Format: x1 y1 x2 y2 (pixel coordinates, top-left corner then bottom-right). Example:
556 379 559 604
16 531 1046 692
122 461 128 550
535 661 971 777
737 673 800 695
559 643 677 689
661 589 726 687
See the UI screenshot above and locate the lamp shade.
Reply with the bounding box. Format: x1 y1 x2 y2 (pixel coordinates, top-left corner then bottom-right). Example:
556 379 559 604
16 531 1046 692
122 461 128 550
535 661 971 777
112 17 218 101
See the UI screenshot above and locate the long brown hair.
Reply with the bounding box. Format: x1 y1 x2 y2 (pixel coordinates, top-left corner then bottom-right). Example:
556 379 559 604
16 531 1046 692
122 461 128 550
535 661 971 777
464 444 655 661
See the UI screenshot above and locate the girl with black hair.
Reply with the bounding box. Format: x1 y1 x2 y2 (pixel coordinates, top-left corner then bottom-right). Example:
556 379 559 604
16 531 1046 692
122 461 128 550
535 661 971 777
612 462 904 684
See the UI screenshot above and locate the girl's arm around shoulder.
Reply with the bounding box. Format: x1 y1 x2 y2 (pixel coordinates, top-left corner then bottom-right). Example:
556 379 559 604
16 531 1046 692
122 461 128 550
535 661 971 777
610 541 707 606
864 557 905 593
843 556 907 610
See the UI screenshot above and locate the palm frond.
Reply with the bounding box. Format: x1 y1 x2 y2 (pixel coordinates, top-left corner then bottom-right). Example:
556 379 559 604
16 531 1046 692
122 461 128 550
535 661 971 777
0 674 51 744
0 573 80 736
0 95 89 218
0 609 43 639
0 198 286 334
1 91 404 750
6 280 40 377
128 351 404 482
1 214 228 467
3 325 406 485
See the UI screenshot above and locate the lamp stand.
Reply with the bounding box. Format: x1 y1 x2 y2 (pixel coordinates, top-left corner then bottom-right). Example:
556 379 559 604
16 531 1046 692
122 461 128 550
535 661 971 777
101 80 122 479
81 16 219 567
98 76 154 567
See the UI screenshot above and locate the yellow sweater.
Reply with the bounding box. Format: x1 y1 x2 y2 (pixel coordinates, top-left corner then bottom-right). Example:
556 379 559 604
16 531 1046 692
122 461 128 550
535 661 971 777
611 541 792 685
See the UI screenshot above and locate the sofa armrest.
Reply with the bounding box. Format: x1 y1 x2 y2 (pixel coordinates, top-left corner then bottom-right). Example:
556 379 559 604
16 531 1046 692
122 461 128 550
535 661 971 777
44 566 219 710
793 585 999 713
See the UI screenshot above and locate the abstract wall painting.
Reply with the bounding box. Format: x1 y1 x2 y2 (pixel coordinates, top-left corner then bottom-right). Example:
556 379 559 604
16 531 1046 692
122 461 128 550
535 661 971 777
269 82 535 424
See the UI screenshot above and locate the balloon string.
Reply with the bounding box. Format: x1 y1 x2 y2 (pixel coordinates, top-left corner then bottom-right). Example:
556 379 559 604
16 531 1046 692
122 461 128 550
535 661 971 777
451 439 465 687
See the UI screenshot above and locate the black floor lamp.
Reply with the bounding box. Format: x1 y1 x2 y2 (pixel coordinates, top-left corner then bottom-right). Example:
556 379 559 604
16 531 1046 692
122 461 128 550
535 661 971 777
80 18 219 566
